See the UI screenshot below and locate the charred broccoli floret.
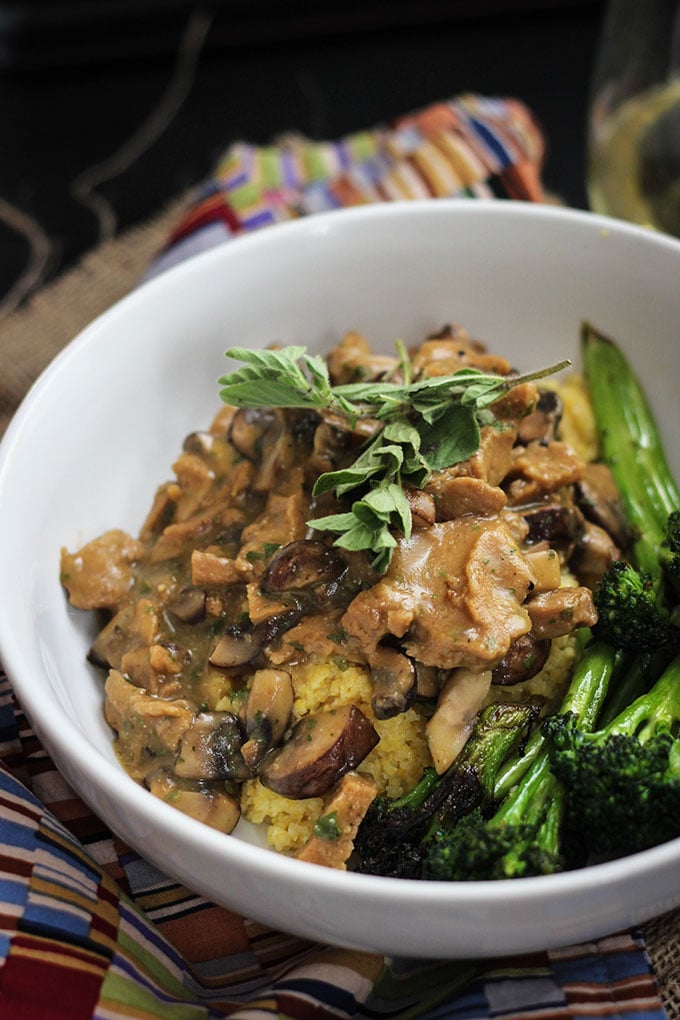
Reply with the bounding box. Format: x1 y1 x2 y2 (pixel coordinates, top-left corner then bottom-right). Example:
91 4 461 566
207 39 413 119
544 652 680 856
353 702 537 879
422 754 565 880
592 560 678 653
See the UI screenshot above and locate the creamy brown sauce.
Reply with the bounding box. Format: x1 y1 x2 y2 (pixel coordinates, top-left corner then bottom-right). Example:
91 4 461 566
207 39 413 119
61 325 623 863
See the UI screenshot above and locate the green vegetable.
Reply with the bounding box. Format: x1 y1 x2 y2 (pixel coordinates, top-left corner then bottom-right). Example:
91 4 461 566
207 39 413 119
581 322 680 588
219 344 569 571
539 323 680 858
592 560 679 653
544 653 680 856
353 701 539 879
423 640 617 881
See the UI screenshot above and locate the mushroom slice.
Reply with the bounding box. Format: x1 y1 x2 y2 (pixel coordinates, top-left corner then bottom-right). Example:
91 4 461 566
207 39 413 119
183 430 215 458
308 420 353 476
520 502 584 546
252 608 303 646
569 520 621 590
574 461 632 551
228 407 279 461
492 634 551 686
88 604 134 669
168 586 206 623
241 668 294 769
295 772 379 869
149 771 240 834
368 646 416 719
425 668 492 774
261 540 347 594
415 662 440 699
258 704 379 799
517 389 563 444
524 545 562 593
174 711 251 781
209 626 259 668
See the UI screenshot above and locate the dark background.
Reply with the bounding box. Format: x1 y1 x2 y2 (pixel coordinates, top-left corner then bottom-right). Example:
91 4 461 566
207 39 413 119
0 0 606 313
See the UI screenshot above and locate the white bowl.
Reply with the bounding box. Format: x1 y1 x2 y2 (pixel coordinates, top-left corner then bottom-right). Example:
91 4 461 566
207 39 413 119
1 200 680 959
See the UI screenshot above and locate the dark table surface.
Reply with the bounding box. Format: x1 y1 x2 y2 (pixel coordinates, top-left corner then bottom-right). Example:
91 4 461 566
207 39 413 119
0 0 606 315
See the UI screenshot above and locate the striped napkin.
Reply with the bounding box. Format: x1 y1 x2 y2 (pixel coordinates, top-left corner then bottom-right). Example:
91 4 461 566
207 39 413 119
0 93 669 1020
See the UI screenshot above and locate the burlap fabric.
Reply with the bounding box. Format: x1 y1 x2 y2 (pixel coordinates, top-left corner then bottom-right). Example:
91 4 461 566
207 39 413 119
0 194 193 437
1 200 680 1018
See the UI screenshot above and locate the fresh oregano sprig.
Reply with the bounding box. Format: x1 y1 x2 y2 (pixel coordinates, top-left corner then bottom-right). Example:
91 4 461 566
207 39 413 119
219 345 570 572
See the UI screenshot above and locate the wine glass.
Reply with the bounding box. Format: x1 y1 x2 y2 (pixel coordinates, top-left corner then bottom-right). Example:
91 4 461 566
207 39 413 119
588 0 680 236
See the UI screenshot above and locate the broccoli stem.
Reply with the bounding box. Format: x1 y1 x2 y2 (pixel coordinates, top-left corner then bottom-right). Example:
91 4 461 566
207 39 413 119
605 651 680 742
492 635 614 870
420 702 539 844
453 701 538 800
386 767 441 814
423 737 570 880
598 648 671 727
581 322 680 586
494 638 616 801
494 751 555 829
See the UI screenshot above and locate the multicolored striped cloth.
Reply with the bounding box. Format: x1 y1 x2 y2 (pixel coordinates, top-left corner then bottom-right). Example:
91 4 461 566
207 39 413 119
151 94 545 275
0 94 671 1019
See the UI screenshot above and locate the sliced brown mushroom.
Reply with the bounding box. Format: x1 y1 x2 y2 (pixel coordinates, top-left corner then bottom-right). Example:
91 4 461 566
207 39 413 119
228 407 279 461
174 711 251 781
241 668 294 769
492 634 551 686
425 667 492 773
251 607 304 646
88 604 134 669
229 408 289 493
524 544 563 593
574 461 632 551
520 502 584 547
149 771 241 834
182 430 216 458
261 540 347 594
308 420 353 476
569 519 621 590
414 661 440 699
368 645 416 719
517 389 563 444
167 586 206 623
209 626 259 668
258 704 379 799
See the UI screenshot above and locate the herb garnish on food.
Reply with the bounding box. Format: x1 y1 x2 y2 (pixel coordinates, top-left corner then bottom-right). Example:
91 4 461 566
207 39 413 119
219 345 569 571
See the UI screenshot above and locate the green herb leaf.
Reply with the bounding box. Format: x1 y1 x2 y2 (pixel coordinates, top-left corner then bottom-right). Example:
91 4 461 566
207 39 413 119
313 811 341 840
416 403 481 470
219 346 330 409
220 343 570 572
308 480 409 571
